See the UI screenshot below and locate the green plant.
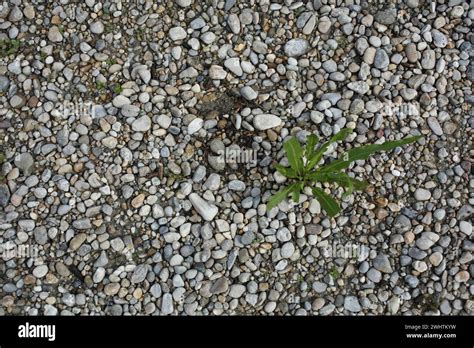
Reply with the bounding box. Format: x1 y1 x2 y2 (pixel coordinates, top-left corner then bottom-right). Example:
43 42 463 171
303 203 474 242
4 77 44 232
106 58 117 66
0 39 21 57
96 81 107 92
267 129 421 216
39 51 48 61
112 83 123 94
104 23 115 34
329 266 340 279
336 35 349 48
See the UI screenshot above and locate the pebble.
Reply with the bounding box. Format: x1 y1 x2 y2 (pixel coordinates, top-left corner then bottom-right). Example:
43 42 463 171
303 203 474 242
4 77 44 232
176 0 192 7
188 118 203 135
73 219 91 230
374 49 389 70
0 184 10 207
224 58 243 76
367 268 382 283
312 281 327 293
210 277 229 294
48 26 63 42
161 293 174 315
169 27 187 41
347 81 370 94
421 50 436 70
240 86 258 101
132 116 151 132
189 193 218 221
0 76 9 92
344 296 361 313
229 284 246 298
90 21 104 34
113 95 130 108
427 117 443 135
280 242 295 259
284 39 310 57
373 253 393 273
405 43 418 63
69 233 87 250
414 188 431 201
253 114 282 130
209 65 227 80
131 264 148 283
387 296 400 314
227 14 240 34
432 30 448 48
416 232 440 250
93 268 106 283
14 153 34 174
459 221 472 236
33 265 48 278
228 180 246 191
375 8 397 25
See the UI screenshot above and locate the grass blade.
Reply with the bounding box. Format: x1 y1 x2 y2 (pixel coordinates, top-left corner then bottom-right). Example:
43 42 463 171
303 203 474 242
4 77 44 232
291 182 303 203
305 134 319 160
267 184 294 211
312 187 341 217
309 172 367 194
274 164 298 178
306 128 353 173
283 137 304 175
320 135 422 173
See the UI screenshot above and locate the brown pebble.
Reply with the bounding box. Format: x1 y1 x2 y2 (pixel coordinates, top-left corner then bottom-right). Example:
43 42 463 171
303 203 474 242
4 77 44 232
267 129 278 142
454 270 469 283
51 15 61 24
2 296 15 308
375 197 388 207
27 96 39 107
131 193 145 208
375 208 388 220
74 163 84 172
24 274 36 285
404 231 415 244
217 120 227 129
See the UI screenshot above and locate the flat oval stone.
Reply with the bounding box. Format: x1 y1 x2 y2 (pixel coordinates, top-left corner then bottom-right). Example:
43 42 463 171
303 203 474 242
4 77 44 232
284 39 310 57
253 114 282 130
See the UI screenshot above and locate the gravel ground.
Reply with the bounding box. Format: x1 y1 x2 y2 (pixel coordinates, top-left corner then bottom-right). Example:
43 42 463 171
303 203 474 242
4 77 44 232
0 0 473 316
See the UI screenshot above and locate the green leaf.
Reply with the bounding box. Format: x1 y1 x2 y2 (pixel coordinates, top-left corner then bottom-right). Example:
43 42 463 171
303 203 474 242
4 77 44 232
305 134 319 160
312 187 341 217
327 172 354 197
267 184 294 211
320 135 422 173
291 182 303 203
341 180 354 198
283 137 304 175
306 128 353 173
274 164 298 179
308 172 367 195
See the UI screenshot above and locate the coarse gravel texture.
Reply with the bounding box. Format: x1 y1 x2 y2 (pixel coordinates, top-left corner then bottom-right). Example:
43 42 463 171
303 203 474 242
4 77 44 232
0 0 473 316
